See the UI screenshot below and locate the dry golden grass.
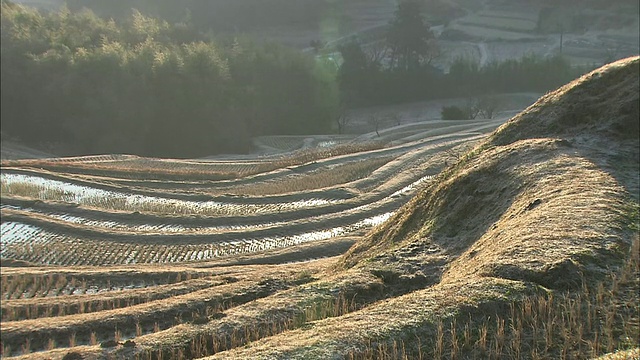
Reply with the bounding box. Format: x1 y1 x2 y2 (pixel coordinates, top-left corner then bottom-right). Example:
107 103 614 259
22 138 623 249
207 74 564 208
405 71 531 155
4 263 382 359
0 260 330 356
595 348 640 360
114 269 381 359
200 277 542 359
344 236 639 359
199 235 638 359
228 157 392 196
342 57 639 273
439 139 630 285
1 141 385 181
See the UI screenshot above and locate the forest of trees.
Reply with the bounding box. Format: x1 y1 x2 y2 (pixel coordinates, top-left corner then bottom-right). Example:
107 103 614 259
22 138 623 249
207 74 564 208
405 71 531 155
1 0 593 157
1 1 338 157
64 0 334 33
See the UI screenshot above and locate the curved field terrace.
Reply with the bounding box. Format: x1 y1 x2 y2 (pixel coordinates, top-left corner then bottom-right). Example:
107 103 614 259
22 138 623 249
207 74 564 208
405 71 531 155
1 118 505 266
0 115 517 358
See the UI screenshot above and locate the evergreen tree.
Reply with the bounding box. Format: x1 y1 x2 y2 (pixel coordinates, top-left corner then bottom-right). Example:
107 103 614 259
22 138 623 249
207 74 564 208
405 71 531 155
386 0 437 72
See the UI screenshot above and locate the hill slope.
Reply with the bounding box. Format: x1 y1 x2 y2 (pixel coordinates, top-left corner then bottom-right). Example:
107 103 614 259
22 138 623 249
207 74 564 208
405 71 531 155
201 57 639 359
342 56 639 284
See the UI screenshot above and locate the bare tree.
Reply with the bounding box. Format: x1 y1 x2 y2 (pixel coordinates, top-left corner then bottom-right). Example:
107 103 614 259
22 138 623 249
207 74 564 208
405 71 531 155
389 113 402 126
443 143 473 166
462 96 501 120
476 96 500 119
423 38 443 65
465 98 482 120
368 113 382 137
336 107 351 134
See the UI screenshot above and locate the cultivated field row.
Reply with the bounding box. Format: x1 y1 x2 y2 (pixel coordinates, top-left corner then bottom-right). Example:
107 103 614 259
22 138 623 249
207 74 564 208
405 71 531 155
0 119 508 358
1 121 503 270
0 130 490 216
0 259 335 357
0 119 496 190
0 208 394 266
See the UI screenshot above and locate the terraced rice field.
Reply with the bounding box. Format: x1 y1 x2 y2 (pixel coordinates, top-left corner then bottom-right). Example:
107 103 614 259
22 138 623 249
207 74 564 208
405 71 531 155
0 117 508 358
448 5 543 41
437 1 638 69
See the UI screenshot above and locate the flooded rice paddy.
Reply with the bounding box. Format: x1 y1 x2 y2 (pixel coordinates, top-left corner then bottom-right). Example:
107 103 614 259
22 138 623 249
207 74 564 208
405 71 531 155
1 173 338 216
0 211 394 265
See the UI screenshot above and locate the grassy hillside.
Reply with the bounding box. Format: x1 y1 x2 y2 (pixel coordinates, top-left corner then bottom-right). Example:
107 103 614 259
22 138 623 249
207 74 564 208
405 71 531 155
201 57 639 359
343 56 639 275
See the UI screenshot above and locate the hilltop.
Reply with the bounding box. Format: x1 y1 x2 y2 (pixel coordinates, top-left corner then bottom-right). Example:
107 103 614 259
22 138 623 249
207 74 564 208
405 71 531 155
342 56 639 277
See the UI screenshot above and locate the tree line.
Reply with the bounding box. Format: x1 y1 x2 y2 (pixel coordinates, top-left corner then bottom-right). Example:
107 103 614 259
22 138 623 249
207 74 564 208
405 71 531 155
337 0 589 109
1 1 338 157
64 0 336 34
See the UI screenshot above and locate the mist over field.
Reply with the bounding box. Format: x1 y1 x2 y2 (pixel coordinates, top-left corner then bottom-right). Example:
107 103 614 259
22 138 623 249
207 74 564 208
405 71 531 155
0 1 638 359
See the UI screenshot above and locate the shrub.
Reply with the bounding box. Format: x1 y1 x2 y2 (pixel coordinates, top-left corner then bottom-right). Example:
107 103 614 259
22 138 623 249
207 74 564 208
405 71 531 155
441 105 470 120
